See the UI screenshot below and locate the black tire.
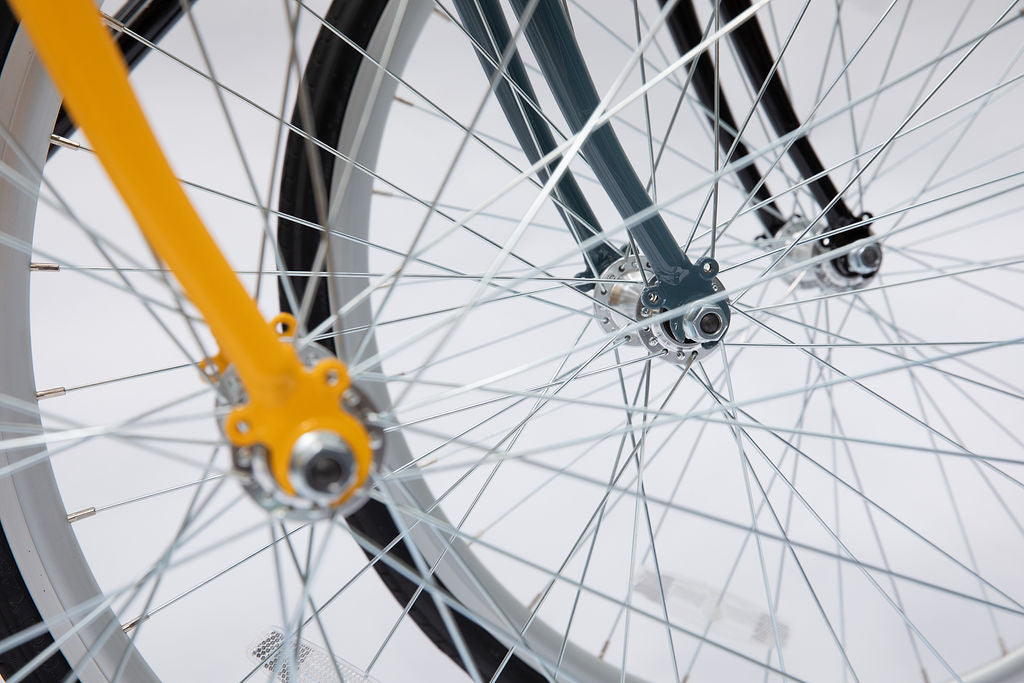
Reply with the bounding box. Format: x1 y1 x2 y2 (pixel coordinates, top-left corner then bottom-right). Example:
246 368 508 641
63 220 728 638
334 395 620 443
0 521 73 681
275 2 546 681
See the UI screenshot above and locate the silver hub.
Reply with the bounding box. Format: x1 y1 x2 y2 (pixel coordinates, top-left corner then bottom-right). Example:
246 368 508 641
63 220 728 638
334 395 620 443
762 216 881 292
636 277 726 363
216 343 383 519
593 256 727 363
593 255 646 346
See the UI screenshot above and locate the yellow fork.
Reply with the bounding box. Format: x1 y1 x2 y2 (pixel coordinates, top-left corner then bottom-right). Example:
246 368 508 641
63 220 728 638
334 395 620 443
10 0 371 502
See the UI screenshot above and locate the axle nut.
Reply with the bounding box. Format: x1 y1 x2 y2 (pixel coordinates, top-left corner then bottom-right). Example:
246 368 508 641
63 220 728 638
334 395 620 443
846 242 882 275
682 305 726 344
289 430 358 505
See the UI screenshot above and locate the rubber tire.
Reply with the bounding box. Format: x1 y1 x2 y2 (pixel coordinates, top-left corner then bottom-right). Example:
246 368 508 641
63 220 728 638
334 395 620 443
275 2 546 680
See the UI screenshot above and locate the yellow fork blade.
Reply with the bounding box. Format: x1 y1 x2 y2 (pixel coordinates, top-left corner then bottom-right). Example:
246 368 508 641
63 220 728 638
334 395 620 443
9 0 298 397
9 0 375 499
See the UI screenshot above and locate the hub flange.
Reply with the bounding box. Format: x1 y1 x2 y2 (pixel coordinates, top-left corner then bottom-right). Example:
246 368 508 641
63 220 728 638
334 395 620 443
216 340 383 519
593 255 731 363
763 215 882 292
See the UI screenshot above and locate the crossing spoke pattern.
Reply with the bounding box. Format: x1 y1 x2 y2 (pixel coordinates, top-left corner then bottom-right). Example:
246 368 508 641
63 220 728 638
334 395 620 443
2 1 1024 682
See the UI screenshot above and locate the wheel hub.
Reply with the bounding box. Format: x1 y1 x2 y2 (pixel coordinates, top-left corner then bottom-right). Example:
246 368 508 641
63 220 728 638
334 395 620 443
593 255 646 346
763 215 882 292
216 342 383 520
593 255 731 362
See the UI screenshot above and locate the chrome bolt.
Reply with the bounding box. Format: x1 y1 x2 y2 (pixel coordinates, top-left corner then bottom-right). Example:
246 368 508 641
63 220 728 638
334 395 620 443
682 305 727 344
290 430 357 504
847 243 882 275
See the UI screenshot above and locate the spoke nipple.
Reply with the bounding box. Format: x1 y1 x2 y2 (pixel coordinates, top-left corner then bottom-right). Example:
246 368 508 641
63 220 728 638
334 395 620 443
48 134 80 151
121 616 141 633
66 507 96 523
100 12 126 32
30 262 61 272
36 386 66 400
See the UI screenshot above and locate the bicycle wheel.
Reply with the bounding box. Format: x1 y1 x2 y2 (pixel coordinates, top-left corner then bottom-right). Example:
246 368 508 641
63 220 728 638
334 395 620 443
2 0 1024 681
